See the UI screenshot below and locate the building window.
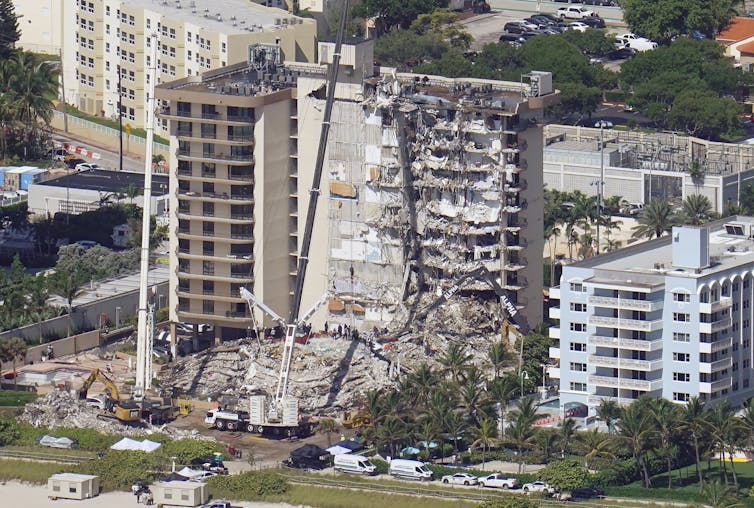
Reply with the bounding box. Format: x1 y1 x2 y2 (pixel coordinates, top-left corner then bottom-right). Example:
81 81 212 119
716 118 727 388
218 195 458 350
673 332 690 342
169 28 176 39
673 292 690 302
673 392 690 402
221 42 226 53
570 362 587 372
570 382 587 392
673 313 690 322
570 303 587 312
570 342 586 352
673 352 690 362
570 322 586 332
106 5 110 15
569 282 586 292
673 372 690 382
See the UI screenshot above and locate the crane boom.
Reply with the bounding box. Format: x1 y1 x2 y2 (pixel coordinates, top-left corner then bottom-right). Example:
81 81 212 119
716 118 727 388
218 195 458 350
240 287 287 327
275 0 350 404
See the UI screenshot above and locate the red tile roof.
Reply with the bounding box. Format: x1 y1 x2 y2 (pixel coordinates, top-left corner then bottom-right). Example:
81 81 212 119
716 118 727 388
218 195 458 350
718 17 754 43
737 40 754 55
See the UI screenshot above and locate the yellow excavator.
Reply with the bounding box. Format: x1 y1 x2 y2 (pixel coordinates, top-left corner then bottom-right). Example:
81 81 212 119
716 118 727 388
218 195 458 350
78 368 142 423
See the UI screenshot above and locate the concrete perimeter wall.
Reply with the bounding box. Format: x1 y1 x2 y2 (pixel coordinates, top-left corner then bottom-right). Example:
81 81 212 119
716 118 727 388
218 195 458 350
1 329 101 373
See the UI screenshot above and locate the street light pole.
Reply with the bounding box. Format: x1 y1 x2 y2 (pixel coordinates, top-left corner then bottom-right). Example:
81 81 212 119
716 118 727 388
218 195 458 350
117 63 123 172
594 121 612 255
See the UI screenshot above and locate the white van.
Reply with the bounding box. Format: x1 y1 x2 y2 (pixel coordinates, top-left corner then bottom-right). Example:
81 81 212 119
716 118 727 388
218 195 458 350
388 459 433 481
333 454 376 475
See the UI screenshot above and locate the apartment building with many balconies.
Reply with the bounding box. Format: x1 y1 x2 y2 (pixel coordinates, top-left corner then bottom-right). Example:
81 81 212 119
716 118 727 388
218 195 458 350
156 39 558 340
64 0 316 138
549 219 754 416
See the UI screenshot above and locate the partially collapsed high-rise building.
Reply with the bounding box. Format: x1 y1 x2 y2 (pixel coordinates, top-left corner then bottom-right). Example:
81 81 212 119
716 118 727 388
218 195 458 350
157 39 559 340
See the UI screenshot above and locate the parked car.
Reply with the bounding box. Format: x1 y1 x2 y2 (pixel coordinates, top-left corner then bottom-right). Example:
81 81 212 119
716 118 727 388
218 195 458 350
389 459 433 481
75 240 100 250
527 13 560 25
441 472 478 485
75 162 102 171
477 473 519 489
604 46 638 61
498 33 526 45
522 481 557 494
567 22 589 32
66 157 87 169
188 471 217 482
581 16 606 28
557 6 595 19
572 487 605 499
620 202 644 215
615 33 658 51
48 148 70 161
504 21 535 34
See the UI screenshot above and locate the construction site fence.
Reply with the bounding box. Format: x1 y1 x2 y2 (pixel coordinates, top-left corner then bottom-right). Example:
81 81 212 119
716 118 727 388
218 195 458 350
50 111 170 163
0 329 101 374
0 279 167 348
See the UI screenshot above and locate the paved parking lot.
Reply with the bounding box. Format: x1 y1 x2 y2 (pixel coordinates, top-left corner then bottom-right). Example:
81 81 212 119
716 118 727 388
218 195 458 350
462 0 625 51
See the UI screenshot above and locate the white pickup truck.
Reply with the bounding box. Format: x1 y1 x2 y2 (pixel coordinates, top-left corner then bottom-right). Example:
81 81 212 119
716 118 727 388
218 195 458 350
478 473 520 489
557 6 594 19
615 33 658 51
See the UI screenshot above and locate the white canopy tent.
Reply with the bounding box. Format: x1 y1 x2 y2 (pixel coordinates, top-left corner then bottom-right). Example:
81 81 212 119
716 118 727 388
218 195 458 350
110 438 162 452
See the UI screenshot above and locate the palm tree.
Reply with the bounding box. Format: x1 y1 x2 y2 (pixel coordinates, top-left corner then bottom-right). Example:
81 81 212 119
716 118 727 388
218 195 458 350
319 418 338 447
509 397 543 427
439 343 472 385
50 271 84 337
703 479 742 508
471 418 498 470
575 428 616 468
709 401 743 488
506 412 537 473
617 403 656 488
534 428 558 462
649 398 681 488
597 399 620 433
402 363 437 410
487 342 506 380
632 200 678 239
443 411 467 455
459 371 488 426
121 183 141 204
0 337 27 388
681 396 709 491
680 194 715 225
557 418 579 458
488 375 518 437
377 415 408 458
416 420 440 458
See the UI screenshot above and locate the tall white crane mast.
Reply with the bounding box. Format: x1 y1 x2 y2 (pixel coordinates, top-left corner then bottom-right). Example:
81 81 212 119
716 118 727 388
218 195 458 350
134 32 159 399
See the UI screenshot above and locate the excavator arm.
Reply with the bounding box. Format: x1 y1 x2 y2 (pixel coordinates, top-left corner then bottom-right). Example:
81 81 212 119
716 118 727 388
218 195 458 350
78 368 121 401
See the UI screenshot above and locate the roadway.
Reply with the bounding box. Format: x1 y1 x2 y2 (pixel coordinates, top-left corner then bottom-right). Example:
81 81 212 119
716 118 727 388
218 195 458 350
51 131 147 173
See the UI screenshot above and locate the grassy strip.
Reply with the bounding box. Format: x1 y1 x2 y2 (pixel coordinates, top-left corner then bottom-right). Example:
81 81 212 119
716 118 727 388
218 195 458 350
285 484 478 508
0 458 66 483
0 391 38 406
63 105 169 146
1 445 97 460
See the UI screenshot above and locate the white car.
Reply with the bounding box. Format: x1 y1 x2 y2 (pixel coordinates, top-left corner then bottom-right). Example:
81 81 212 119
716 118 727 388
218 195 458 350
557 6 594 19
523 481 557 494
568 22 589 32
441 472 478 486
615 33 658 51
478 473 519 489
75 162 102 171
188 471 217 482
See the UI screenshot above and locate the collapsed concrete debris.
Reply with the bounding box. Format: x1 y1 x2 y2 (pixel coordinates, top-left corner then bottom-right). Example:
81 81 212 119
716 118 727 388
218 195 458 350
19 389 208 440
160 295 504 414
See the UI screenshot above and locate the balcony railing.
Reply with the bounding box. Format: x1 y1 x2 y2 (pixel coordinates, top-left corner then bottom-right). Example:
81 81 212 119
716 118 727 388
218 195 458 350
588 335 663 352
176 129 193 137
588 355 663 372
226 114 254 122
588 375 662 392
587 295 663 312
700 357 733 373
699 317 732 334
588 315 663 332
700 337 733 354
227 134 254 142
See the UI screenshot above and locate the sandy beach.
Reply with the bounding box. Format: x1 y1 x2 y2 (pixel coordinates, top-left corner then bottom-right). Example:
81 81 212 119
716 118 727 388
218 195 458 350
0 482 311 508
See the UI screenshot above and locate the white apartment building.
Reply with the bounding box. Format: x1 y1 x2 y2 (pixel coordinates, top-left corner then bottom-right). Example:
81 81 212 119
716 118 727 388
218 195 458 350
549 219 754 417
156 39 558 340
64 0 316 137
12 0 73 54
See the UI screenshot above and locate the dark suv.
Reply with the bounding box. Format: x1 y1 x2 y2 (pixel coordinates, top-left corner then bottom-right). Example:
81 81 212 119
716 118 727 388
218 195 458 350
504 21 531 34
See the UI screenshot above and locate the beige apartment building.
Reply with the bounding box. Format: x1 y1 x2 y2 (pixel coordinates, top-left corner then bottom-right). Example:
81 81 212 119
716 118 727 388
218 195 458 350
157 40 558 340
65 0 316 137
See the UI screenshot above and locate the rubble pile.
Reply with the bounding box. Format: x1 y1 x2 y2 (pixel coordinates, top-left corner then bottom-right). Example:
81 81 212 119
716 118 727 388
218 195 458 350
160 296 504 414
19 389 145 435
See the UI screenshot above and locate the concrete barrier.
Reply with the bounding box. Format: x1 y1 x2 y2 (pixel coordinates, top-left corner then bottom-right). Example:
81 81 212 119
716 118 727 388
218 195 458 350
1 330 101 373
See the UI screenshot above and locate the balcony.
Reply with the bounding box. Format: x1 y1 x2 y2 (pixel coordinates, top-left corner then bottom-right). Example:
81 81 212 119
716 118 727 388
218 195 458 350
160 109 256 126
176 308 253 324
588 375 662 392
588 355 663 372
699 316 731 334
177 150 254 165
699 377 732 393
549 346 560 360
549 306 560 320
547 366 560 379
587 395 641 407
177 190 254 204
699 357 732 374
587 295 663 312
549 287 560 300
699 337 733 354
549 326 560 339
588 335 663 352
588 315 663 332
699 297 733 314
